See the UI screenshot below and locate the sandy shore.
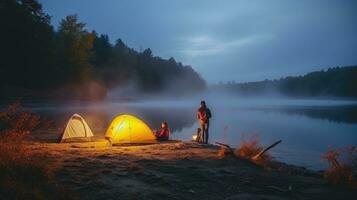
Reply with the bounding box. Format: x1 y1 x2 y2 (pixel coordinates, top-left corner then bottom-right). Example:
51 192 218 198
22 137 357 200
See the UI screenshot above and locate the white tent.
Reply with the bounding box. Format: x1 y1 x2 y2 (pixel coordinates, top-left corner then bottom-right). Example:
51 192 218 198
60 114 94 142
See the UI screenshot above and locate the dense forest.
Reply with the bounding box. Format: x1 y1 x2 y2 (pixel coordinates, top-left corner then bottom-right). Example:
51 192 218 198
0 0 206 101
213 65 357 98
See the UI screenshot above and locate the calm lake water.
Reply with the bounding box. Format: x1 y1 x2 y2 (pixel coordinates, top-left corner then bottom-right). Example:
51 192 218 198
4 97 357 170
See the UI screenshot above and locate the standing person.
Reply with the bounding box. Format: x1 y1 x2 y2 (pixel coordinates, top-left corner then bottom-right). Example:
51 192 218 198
196 100 212 144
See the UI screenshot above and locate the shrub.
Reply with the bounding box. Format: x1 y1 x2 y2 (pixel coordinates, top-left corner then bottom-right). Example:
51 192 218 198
0 101 51 141
234 134 272 165
0 102 74 199
322 146 357 189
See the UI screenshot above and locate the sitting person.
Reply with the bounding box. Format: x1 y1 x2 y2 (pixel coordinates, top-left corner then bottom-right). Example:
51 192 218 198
154 121 170 141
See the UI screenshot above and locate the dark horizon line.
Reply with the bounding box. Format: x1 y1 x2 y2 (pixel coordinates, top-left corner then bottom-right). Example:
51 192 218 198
210 64 357 86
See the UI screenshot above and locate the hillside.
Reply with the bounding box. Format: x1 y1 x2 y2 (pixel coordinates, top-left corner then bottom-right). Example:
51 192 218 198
213 65 357 98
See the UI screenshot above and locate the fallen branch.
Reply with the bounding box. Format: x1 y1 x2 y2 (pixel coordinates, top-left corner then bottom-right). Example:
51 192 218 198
252 140 282 160
215 142 234 151
215 142 234 156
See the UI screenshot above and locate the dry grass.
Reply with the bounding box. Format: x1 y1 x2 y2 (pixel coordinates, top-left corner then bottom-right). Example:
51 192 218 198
322 146 357 189
1 142 52 198
0 102 75 199
0 101 51 141
0 140 78 199
217 147 234 158
234 134 272 166
217 148 227 158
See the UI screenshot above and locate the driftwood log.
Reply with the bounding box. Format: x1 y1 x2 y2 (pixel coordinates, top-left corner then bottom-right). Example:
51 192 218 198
215 140 282 159
252 140 282 160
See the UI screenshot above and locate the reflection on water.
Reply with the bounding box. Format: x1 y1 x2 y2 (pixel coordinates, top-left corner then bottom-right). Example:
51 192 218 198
3 99 357 170
266 105 357 124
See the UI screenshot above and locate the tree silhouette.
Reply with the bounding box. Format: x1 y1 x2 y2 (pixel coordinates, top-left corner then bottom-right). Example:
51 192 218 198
0 0 207 101
56 14 94 84
215 66 357 97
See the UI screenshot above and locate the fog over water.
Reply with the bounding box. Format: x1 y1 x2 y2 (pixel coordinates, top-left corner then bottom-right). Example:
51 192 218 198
8 94 357 170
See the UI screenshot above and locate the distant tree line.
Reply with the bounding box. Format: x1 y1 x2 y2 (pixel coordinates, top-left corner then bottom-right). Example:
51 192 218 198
214 66 357 97
0 0 206 101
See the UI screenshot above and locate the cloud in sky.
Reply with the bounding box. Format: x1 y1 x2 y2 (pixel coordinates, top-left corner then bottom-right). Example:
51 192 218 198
40 0 357 83
177 34 272 58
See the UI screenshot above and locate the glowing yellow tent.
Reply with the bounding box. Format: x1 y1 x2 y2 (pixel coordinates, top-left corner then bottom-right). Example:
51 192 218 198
105 114 157 144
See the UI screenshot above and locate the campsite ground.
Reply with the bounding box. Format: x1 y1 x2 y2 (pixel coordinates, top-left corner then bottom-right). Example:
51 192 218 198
21 135 357 200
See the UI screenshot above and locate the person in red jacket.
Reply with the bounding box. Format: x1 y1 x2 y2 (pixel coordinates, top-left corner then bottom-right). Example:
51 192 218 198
196 100 212 144
154 121 170 141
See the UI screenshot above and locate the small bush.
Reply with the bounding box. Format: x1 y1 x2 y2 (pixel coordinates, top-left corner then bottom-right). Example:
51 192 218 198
234 134 272 165
322 146 357 189
0 101 51 141
0 102 75 199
